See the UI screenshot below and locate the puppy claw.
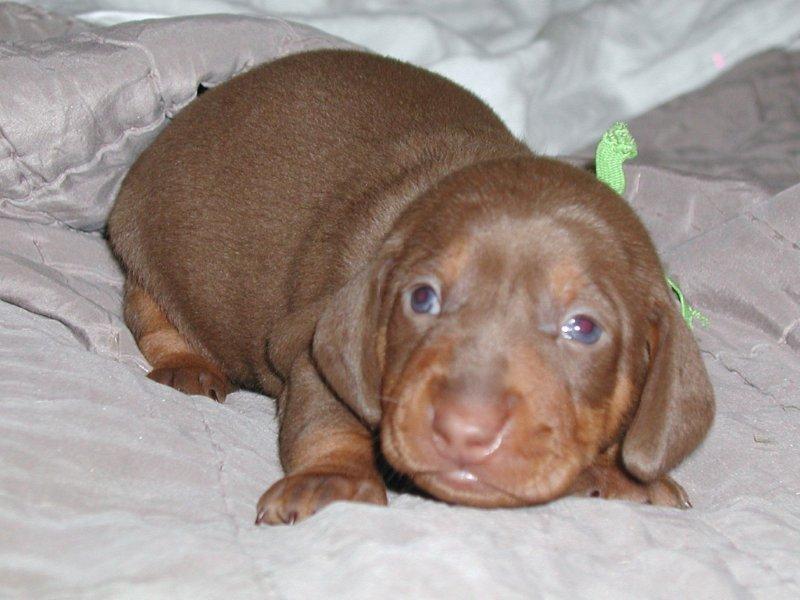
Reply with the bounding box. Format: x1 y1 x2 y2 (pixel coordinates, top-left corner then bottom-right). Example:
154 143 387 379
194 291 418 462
148 364 230 402
644 476 692 509
255 472 387 526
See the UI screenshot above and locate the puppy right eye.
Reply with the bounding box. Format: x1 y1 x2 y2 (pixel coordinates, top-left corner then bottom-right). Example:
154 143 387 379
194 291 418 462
560 314 602 344
408 284 441 315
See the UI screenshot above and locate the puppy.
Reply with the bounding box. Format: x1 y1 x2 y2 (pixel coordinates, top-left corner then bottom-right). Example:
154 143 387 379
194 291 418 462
107 49 714 525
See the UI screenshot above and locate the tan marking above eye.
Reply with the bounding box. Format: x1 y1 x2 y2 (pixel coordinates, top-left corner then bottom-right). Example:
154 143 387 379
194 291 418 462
436 237 472 284
548 260 586 308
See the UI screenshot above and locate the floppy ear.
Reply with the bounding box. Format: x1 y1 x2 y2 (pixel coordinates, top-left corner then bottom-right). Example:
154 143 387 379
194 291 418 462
312 256 396 428
622 300 715 482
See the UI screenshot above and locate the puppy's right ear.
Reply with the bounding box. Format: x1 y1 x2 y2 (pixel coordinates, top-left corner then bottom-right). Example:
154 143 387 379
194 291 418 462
622 298 715 482
312 248 398 428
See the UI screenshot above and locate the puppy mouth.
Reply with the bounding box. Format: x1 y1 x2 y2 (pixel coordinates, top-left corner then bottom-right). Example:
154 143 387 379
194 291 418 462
387 433 585 508
430 469 485 492
411 469 542 507
381 406 584 507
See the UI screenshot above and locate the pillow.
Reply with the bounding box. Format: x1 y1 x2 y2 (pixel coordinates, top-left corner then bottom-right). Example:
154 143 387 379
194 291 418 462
0 4 356 231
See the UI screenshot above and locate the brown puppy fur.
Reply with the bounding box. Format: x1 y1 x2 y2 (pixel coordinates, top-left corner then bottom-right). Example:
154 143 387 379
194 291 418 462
107 49 714 525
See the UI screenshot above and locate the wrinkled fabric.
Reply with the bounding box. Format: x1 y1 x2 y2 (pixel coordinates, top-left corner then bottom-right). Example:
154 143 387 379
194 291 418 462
0 3 357 231
1 3 799 599
18 0 800 156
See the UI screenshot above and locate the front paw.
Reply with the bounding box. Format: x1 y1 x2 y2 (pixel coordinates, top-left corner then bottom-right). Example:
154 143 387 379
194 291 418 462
255 472 387 525
572 466 692 509
148 360 230 403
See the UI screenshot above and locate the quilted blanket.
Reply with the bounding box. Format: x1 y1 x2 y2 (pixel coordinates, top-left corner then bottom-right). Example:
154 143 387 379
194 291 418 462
1 2 799 598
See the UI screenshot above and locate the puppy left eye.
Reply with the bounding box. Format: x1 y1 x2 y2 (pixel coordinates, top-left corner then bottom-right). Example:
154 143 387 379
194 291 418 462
560 315 602 344
408 284 441 315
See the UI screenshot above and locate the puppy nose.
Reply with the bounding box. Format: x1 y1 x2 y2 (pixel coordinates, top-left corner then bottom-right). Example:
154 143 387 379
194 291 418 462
432 396 511 464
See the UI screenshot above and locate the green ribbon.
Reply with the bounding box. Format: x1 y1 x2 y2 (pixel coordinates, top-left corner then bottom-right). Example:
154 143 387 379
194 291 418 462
594 122 708 329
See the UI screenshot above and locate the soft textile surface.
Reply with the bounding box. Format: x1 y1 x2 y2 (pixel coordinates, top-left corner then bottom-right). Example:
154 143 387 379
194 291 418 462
1 2 799 598
18 0 800 155
0 4 357 231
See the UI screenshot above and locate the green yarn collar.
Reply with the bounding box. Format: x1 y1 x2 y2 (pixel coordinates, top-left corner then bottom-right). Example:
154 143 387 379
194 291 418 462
594 122 707 329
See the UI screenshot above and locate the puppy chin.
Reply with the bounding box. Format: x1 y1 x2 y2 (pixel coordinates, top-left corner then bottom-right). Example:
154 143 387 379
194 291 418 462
412 471 526 507
409 458 582 508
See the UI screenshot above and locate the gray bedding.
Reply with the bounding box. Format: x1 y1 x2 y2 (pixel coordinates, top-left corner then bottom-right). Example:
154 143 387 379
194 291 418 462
1 3 799 598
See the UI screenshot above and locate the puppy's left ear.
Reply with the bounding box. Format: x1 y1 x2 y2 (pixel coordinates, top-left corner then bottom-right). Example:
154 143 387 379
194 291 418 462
622 298 715 482
312 250 397 428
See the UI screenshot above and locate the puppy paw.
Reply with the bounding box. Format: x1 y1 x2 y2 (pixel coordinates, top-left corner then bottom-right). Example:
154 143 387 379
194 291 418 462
572 465 692 509
148 359 230 403
255 472 387 525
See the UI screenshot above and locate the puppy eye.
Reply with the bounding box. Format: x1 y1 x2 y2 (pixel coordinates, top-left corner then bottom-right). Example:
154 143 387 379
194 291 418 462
408 284 441 315
560 315 601 344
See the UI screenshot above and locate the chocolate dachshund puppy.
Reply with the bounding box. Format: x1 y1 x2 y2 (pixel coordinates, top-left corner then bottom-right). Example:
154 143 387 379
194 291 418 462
108 49 715 525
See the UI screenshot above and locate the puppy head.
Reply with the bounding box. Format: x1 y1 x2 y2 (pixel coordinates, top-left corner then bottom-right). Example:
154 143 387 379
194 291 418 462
313 157 714 507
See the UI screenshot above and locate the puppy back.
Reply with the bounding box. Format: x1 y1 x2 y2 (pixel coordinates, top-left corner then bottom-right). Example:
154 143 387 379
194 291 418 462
108 49 527 387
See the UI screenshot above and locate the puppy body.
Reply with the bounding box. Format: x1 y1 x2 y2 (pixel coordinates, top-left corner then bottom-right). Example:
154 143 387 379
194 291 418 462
108 50 714 524
111 50 526 391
